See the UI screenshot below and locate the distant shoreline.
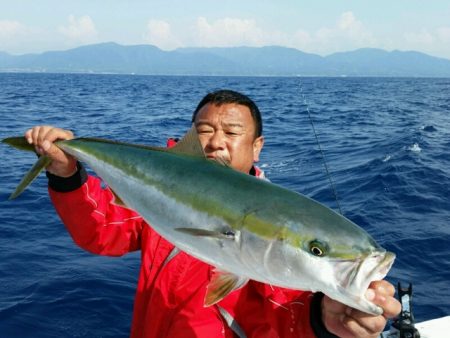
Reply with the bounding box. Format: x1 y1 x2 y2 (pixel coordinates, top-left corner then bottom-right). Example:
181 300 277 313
2 71 450 79
2 43 450 77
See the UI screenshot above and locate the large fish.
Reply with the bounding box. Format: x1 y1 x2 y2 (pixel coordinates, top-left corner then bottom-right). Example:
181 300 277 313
3 127 395 315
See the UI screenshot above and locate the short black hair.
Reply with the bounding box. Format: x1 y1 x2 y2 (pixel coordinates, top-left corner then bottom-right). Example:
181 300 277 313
192 89 263 138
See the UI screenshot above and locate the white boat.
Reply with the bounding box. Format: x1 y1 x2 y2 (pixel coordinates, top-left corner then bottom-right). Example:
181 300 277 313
381 316 450 338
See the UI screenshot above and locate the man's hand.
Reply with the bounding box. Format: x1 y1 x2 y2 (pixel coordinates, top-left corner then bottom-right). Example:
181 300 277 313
25 126 77 177
322 280 401 338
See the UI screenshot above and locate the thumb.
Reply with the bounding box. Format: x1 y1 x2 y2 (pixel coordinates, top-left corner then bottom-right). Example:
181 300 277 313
41 139 67 162
42 140 52 152
42 140 77 177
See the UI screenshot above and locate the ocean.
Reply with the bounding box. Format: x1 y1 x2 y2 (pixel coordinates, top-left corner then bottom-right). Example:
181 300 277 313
0 73 449 337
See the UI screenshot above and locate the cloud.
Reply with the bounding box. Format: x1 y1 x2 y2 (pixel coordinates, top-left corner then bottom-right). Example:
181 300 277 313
291 29 312 49
0 20 34 53
58 15 98 43
0 20 27 39
404 29 435 45
292 11 379 55
194 17 267 47
143 20 180 50
436 27 450 43
139 13 376 54
437 27 450 42
142 17 284 50
400 26 450 58
312 12 375 50
136 14 449 59
338 11 363 32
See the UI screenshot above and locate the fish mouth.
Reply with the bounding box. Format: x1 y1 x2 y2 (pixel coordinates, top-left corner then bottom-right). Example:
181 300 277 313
333 250 396 315
348 251 395 289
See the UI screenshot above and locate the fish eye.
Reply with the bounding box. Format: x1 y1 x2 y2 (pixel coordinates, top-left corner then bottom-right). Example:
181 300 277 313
309 240 328 257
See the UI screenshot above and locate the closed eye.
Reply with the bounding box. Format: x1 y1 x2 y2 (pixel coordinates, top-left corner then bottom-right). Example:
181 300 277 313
197 129 213 134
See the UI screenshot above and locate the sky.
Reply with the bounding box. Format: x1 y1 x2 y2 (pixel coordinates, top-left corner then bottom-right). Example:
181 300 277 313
1 0 450 60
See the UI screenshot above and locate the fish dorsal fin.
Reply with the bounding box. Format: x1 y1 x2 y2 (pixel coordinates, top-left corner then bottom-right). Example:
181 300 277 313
168 126 205 157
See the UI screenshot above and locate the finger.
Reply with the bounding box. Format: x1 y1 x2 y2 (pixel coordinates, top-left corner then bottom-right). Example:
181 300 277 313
345 307 387 335
44 128 74 156
368 281 401 319
42 141 64 160
322 294 347 315
31 127 46 154
35 126 53 155
31 126 41 145
37 125 53 146
25 129 34 144
44 127 74 144
370 280 395 297
379 294 401 319
341 314 378 338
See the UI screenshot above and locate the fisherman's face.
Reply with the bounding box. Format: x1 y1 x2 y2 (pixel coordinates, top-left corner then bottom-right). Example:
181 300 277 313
194 103 264 174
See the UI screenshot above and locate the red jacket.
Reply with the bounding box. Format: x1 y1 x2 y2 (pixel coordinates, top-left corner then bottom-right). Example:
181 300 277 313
48 166 324 338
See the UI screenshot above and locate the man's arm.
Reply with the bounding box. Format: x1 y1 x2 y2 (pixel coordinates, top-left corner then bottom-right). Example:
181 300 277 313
27 126 145 256
49 169 145 255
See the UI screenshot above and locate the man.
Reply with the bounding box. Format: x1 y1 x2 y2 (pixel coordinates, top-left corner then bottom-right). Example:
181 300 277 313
26 90 400 337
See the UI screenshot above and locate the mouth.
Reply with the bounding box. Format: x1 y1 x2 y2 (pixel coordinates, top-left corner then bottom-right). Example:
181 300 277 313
206 154 231 166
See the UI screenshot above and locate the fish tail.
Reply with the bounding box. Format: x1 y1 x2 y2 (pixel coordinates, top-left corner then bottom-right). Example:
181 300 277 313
2 137 52 199
2 136 36 152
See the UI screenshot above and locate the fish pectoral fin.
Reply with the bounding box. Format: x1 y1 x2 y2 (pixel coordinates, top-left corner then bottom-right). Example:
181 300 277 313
205 270 249 306
168 126 205 157
175 227 235 240
2 136 36 152
9 155 52 199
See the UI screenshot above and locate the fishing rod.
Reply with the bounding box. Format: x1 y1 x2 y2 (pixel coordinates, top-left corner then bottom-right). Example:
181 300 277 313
298 83 424 338
298 84 343 215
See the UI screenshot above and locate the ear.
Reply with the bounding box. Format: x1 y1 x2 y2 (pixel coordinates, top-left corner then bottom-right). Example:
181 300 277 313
252 136 264 163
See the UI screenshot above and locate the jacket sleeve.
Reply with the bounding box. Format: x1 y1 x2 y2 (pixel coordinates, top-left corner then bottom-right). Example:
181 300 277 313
232 282 338 338
264 288 339 338
47 163 145 256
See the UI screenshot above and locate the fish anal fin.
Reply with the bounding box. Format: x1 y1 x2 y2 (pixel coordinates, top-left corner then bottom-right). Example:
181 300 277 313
167 126 205 157
205 270 249 306
9 155 52 199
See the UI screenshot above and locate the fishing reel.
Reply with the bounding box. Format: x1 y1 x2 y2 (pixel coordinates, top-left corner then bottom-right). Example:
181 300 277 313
384 282 420 338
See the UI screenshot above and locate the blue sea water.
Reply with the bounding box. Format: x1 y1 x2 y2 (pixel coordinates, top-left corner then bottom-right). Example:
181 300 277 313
0 73 449 337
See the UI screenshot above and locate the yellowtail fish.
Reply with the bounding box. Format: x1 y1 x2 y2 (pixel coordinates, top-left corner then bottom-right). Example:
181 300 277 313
2 127 395 314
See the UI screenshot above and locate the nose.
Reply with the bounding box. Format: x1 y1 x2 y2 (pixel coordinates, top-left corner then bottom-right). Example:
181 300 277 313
207 131 225 150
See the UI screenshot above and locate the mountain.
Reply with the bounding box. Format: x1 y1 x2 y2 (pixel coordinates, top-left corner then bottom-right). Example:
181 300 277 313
0 43 240 75
176 46 326 75
325 48 450 76
1 42 450 77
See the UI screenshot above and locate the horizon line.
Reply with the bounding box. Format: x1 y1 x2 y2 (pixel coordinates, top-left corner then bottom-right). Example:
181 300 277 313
2 41 450 61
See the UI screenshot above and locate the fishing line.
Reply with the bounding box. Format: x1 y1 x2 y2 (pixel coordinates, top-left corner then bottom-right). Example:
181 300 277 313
298 83 343 215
